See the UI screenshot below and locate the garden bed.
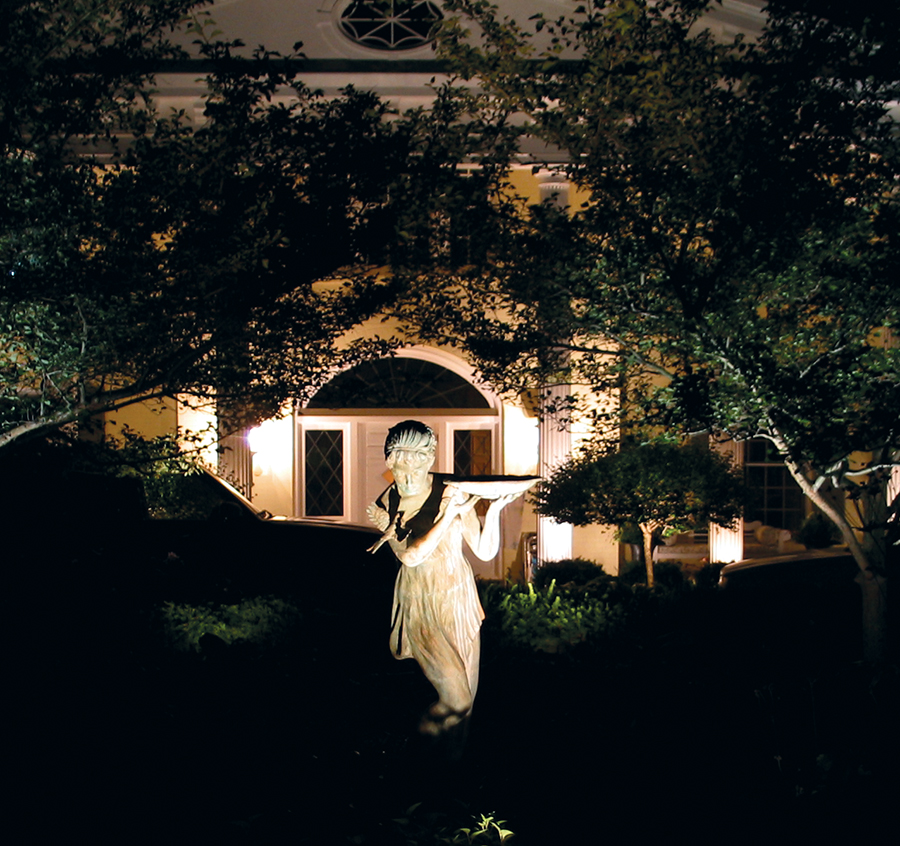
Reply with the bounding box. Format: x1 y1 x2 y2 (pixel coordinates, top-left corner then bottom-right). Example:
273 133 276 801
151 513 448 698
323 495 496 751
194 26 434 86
14 547 898 844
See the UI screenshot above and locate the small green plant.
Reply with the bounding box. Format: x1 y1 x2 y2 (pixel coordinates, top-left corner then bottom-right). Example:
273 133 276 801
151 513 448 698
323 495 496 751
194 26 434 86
101 426 215 518
390 803 514 844
160 596 301 652
481 580 624 652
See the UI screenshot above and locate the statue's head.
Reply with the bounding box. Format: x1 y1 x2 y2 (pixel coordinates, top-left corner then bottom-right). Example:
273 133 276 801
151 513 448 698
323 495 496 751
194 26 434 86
385 420 436 497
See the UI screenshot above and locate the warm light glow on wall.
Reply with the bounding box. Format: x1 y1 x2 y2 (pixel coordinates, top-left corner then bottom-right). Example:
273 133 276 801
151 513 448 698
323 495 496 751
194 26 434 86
246 414 295 516
709 522 743 564
503 405 540 476
176 395 218 467
246 422 271 456
708 439 745 563
539 517 574 564
888 465 900 513
247 417 292 478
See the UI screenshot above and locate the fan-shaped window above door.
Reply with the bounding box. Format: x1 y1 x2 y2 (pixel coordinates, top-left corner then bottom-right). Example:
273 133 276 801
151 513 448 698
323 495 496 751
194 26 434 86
306 357 491 409
338 1 443 52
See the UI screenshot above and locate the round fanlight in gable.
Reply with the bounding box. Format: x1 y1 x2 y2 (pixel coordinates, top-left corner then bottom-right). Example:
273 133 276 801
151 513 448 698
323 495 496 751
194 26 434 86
339 1 443 52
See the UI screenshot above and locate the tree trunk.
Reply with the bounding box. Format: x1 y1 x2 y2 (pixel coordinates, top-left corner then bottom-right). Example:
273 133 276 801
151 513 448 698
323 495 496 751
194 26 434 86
780 451 889 663
640 524 655 588
855 569 888 663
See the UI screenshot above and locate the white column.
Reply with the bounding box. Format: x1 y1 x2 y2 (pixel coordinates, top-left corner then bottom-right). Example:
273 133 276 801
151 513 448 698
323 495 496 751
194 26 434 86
533 173 573 567
708 439 745 563
537 384 573 564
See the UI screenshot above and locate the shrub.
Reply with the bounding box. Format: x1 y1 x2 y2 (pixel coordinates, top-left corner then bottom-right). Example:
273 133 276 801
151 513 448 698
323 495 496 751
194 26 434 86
160 595 301 652
532 558 608 589
691 562 724 590
619 560 687 591
480 580 625 652
797 511 842 549
533 440 746 587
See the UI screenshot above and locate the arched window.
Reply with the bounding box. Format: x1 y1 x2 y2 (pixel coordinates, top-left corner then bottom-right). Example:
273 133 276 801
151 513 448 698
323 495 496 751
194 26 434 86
338 1 443 52
307 357 490 409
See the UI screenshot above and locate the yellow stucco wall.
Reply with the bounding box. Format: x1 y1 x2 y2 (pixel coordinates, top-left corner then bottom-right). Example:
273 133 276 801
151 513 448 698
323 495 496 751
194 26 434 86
102 167 615 579
500 401 540 580
573 524 620 575
104 398 177 441
246 413 295 517
104 395 218 467
507 165 591 209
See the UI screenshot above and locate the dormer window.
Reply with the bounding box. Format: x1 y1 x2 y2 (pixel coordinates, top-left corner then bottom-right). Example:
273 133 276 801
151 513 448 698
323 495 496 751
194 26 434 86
339 1 443 51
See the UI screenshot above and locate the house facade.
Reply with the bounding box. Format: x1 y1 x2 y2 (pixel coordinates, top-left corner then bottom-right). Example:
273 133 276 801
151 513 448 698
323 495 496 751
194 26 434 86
109 1 787 579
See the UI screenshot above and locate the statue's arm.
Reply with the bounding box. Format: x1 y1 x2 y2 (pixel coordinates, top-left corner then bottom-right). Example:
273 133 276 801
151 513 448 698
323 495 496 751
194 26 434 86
462 494 519 561
390 491 480 567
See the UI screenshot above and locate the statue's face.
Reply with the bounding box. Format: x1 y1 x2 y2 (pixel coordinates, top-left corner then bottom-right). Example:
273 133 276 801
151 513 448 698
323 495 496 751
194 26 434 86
387 434 435 497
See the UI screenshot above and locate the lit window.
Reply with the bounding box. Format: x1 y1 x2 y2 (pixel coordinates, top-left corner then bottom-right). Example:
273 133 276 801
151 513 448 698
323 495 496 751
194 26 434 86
744 439 805 531
339 1 443 51
454 430 492 517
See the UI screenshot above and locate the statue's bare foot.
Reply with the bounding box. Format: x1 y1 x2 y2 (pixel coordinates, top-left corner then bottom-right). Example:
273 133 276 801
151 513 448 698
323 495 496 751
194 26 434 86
428 701 453 717
419 702 467 735
418 715 443 736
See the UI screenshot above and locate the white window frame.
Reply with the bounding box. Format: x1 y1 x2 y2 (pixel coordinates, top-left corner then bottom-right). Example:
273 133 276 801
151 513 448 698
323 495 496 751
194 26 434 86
445 419 501 477
296 420 353 520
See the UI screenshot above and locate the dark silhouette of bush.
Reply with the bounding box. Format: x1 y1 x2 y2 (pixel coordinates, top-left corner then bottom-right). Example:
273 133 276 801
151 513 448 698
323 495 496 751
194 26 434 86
533 558 609 589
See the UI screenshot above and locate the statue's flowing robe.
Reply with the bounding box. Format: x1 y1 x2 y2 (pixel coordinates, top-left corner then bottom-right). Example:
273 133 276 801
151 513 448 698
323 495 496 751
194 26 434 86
376 475 484 707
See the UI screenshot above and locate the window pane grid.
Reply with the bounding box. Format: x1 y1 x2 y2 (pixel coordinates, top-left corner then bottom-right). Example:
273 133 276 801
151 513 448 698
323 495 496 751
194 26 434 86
453 430 492 477
339 1 442 51
305 430 344 517
745 439 804 531
308 358 489 409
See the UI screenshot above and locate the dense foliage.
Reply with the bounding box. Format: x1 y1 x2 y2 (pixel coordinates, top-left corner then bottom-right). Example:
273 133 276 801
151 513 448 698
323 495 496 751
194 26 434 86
392 0 899 656
1 1 401 448
0 1 515 451
534 440 745 585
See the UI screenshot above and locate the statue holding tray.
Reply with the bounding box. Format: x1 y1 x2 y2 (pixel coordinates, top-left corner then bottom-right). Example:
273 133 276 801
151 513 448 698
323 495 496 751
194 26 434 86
367 420 537 737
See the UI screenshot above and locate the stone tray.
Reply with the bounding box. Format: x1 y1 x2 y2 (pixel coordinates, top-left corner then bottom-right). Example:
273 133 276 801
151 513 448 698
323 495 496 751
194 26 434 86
445 475 541 499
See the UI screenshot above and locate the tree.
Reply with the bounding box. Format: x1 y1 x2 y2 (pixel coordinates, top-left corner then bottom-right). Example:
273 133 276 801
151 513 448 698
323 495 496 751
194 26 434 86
534 440 745 586
0 1 502 451
394 1 900 659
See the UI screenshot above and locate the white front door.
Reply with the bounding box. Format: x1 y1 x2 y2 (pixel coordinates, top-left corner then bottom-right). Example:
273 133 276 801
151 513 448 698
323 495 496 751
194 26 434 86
296 414 502 576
